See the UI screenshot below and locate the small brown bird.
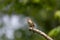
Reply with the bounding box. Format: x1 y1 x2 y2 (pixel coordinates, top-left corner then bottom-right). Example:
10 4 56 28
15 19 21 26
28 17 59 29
27 18 35 28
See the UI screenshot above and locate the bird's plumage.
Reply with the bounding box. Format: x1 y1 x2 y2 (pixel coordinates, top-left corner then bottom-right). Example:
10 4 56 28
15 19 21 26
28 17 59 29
27 18 34 27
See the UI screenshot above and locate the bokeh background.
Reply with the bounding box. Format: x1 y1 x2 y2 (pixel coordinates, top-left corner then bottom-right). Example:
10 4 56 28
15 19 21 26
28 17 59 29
0 0 60 40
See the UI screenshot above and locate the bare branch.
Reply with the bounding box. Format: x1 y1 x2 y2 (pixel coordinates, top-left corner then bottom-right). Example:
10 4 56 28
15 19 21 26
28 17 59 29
29 27 53 40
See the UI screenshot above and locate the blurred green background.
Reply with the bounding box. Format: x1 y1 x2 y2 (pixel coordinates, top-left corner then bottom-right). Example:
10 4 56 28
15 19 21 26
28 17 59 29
0 0 60 40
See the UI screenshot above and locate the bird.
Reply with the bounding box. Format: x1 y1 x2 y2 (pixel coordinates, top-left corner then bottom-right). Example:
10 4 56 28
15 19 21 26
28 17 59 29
27 18 35 28
27 18 35 34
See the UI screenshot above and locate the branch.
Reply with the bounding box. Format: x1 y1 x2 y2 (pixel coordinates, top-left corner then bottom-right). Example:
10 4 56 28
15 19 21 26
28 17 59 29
27 18 53 40
29 27 53 40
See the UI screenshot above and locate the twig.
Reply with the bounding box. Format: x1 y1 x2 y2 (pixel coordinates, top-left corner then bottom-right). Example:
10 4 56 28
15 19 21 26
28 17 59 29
29 27 53 40
27 18 53 40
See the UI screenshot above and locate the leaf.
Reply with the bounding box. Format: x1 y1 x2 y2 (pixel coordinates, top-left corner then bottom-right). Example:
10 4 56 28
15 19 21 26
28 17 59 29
54 10 60 18
31 0 41 4
48 26 60 38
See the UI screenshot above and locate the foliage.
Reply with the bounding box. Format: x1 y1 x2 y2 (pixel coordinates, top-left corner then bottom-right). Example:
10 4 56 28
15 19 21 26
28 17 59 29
0 0 60 40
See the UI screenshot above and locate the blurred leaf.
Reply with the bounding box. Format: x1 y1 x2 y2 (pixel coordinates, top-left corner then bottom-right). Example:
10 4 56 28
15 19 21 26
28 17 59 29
48 26 60 38
21 0 28 5
31 0 40 3
54 10 60 18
